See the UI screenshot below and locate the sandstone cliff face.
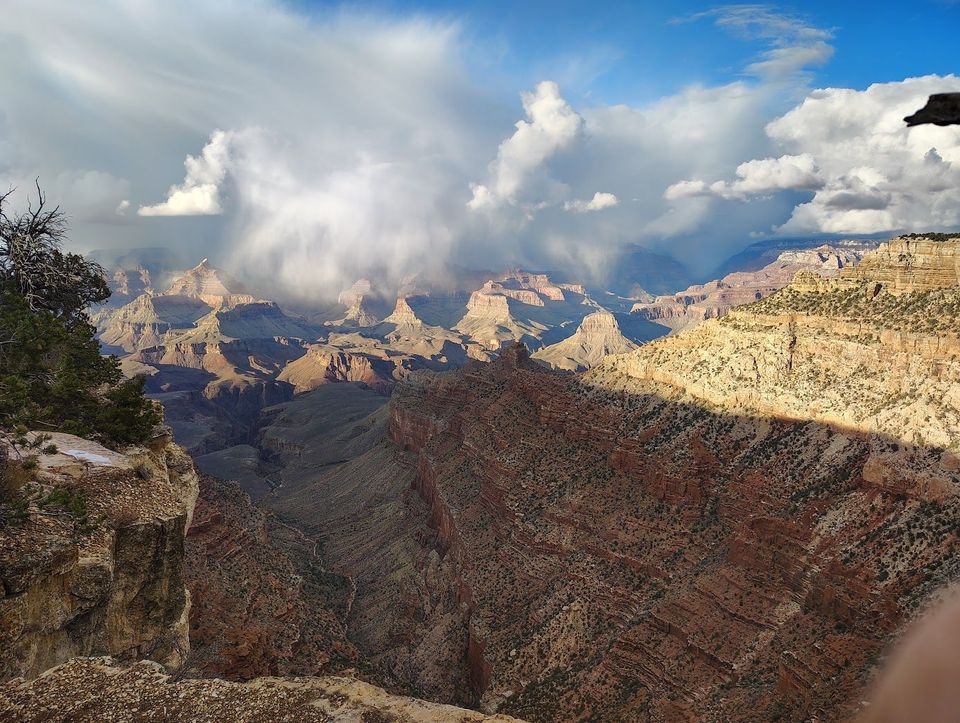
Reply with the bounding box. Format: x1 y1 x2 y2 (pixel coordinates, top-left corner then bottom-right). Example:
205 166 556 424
844 236 960 294
164 259 255 308
278 344 397 394
338 278 374 308
97 260 322 457
482 282 545 307
0 427 523 722
99 260 308 355
0 657 519 722
0 432 199 682
453 271 605 356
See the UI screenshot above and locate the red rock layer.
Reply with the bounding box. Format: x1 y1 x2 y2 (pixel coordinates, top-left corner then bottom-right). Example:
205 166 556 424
184 476 360 680
387 345 960 721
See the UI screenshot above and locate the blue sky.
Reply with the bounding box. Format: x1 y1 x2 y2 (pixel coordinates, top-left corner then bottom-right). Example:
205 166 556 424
298 1 960 103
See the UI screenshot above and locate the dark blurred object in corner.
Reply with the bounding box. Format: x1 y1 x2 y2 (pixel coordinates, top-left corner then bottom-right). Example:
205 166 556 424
904 93 960 126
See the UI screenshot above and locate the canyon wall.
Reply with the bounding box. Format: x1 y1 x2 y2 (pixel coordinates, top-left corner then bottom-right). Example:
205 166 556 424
385 240 960 720
184 476 360 680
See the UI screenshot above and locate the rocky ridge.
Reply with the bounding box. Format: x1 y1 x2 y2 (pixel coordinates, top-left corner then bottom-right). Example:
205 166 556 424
630 244 867 333
606 235 960 453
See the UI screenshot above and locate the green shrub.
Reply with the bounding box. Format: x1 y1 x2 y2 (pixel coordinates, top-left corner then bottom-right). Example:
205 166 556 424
0 186 160 447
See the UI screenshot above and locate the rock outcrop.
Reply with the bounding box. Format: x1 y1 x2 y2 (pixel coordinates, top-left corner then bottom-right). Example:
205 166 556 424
97 260 318 452
454 291 528 350
453 271 603 355
165 259 251 306
0 657 519 722
278 344 397 394
0 432 199 682
532 310 638 371
845 235 960 294
335 278 387 327
384 296 424 327
337 278 374 308
100 260 315 354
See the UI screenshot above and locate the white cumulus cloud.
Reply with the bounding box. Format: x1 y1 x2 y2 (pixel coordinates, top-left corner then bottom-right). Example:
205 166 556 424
672 153 823 200
667 75 960 235
564 191 619 213
139 129 232 216
468 81 583 211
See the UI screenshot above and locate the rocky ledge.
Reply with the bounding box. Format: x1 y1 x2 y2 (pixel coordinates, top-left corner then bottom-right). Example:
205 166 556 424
0 657 519 722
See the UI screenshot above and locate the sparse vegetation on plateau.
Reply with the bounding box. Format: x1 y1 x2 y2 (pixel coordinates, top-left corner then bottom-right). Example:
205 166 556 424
899 232 960 242
742 280 960 334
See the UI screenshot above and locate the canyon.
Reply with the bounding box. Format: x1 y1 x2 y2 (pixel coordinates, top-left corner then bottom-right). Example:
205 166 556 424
94 259 660 457
164 235 960 719
5 235 960 721
93 240 849 462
